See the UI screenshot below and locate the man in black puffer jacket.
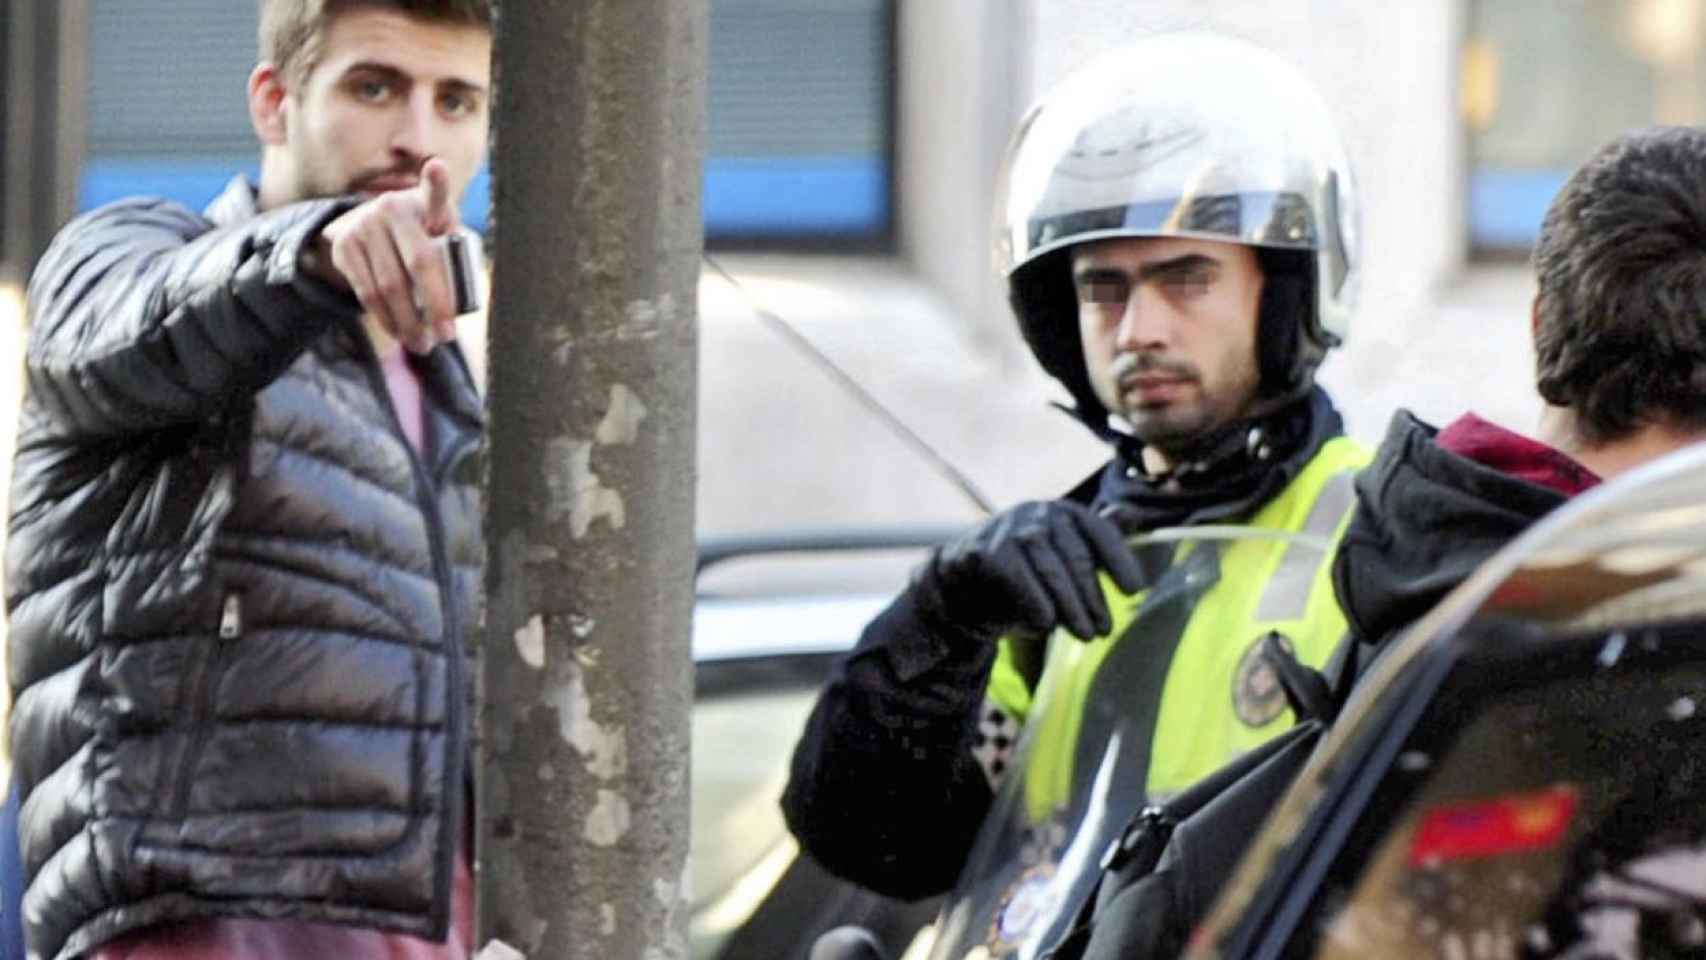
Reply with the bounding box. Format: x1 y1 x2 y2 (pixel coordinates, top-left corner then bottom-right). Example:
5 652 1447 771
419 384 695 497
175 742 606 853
5 3 493 958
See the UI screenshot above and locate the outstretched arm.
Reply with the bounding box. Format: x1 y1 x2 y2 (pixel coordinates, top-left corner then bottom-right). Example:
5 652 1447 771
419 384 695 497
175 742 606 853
24 195 357 438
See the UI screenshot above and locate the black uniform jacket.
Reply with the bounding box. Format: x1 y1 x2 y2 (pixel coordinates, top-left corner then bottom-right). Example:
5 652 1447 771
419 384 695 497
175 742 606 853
781 390 1347 900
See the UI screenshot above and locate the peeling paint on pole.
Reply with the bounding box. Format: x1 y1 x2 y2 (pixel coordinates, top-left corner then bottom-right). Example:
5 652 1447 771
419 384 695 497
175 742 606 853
595 384 647 445
513 614 546 669
643 870 691 960
617 294 674 341
475 940 528 960
584 788 633 846
546 437 626 538
545 660 629 780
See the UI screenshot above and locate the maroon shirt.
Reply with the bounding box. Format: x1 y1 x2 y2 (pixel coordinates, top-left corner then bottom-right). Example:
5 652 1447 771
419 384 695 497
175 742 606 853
89 843 474 960
1434 412 1600 497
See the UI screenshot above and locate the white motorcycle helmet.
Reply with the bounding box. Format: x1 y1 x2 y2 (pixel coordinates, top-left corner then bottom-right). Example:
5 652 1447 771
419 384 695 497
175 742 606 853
994 31 1360 432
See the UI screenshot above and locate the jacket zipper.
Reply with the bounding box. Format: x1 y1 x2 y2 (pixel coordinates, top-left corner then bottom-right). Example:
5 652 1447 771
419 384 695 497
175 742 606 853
219 592 243 639
352 330 471 938
170 592 241 818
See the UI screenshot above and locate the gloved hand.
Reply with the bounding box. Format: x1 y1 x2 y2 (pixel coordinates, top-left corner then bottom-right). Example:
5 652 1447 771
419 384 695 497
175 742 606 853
916 500 1145 643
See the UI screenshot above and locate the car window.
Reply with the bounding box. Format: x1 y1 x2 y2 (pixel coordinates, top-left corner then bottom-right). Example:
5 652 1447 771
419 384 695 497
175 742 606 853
1285 618 1706 960
690 538 941 958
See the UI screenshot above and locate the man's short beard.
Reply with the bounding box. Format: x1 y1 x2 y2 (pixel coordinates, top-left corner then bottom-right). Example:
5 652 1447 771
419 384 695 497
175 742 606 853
1120 384 1268 461
1124 405 1219 455
286 159 350 205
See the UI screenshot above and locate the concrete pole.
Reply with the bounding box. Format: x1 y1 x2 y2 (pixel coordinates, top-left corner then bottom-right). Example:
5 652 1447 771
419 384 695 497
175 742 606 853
478 1 705 957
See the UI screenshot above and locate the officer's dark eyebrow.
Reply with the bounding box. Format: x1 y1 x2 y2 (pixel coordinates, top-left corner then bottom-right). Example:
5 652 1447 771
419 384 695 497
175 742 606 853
1072 253 1220 287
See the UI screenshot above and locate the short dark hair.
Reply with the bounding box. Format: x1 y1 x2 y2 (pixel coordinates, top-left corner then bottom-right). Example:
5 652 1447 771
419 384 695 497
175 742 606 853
259 1 493 85
1532 126 1706 445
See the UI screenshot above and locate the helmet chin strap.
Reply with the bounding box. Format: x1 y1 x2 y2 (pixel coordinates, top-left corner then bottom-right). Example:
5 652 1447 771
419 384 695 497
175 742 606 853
1093 387 1308 491
1112 419 1276 489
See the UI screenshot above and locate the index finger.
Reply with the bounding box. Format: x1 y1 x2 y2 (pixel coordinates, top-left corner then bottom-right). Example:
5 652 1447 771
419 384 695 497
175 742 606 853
419 158 455 236
1071 506 1144 594
388 214 455 334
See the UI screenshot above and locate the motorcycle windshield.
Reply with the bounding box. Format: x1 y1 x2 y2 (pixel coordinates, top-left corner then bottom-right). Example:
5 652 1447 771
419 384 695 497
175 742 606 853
927 527 1335 960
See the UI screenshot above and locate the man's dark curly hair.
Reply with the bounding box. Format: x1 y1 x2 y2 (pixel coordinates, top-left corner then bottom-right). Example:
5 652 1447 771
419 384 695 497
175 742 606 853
1532 126 1706 445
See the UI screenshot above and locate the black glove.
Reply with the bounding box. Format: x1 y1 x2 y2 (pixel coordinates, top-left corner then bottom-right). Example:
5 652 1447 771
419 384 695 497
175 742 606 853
917 500 1145 643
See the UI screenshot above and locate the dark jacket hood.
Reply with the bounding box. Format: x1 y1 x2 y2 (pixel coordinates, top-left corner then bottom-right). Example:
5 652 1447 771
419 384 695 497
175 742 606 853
1332 410 1570 647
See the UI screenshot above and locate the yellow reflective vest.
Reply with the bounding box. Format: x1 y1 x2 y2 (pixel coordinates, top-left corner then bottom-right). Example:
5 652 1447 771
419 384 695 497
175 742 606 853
984 436 1371 822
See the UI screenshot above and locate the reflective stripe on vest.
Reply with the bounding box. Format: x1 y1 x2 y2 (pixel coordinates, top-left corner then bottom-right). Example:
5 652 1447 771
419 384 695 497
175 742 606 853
1254 466 1359 622
1145 440 1365 797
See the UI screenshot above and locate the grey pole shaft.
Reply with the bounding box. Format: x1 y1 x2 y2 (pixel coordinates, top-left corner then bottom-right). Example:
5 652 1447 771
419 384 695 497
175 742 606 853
478 1 706 957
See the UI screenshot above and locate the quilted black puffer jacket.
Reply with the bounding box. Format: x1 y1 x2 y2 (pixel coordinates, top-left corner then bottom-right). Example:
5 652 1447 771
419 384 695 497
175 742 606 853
5 177 484 960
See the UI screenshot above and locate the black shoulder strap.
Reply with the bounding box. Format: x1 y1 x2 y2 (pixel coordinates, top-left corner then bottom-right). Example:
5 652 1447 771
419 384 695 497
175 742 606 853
1045 631 1358 960
1043 719 1326 960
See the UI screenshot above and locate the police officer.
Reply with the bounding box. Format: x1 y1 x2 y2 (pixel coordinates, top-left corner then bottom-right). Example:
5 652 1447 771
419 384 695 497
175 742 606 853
782 32 1371 957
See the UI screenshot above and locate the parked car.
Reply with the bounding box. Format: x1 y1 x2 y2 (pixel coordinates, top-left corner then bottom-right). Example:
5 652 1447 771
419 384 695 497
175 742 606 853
689 526 959 959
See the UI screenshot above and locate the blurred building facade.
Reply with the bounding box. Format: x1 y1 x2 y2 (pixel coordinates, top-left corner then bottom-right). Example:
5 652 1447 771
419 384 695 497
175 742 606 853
5 0 1706 538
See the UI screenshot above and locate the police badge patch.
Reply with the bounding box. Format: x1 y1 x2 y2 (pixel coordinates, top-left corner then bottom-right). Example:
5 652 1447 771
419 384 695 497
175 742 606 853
989 862 1060 956
1232 633 1290 727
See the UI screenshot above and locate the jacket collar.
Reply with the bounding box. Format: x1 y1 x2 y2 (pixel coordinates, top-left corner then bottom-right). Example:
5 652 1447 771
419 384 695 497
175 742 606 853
1433 413 1599 497
419 344 486 430
204 175 262 229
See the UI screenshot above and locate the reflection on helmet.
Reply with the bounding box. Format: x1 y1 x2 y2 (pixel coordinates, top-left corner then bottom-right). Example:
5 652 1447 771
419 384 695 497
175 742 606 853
994 31 1360 425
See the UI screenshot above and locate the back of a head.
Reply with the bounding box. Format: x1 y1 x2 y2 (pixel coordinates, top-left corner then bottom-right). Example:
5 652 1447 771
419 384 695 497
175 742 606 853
1533 126 1706 445
258 0 493 79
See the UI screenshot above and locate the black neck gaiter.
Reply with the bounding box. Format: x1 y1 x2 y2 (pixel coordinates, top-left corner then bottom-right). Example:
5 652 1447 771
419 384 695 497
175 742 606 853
1084 386 1344 532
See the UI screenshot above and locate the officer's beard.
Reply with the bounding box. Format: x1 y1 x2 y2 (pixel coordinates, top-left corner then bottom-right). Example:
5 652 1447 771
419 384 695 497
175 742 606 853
1109 352 1256 467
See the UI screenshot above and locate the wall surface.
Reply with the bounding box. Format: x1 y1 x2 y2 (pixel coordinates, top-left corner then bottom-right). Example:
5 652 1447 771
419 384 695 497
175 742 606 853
0 2 1549 547
896 0 1024 354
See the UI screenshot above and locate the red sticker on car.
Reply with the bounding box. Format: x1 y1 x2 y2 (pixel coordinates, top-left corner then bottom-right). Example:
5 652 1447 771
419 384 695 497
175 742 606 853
1409 784 1579 867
